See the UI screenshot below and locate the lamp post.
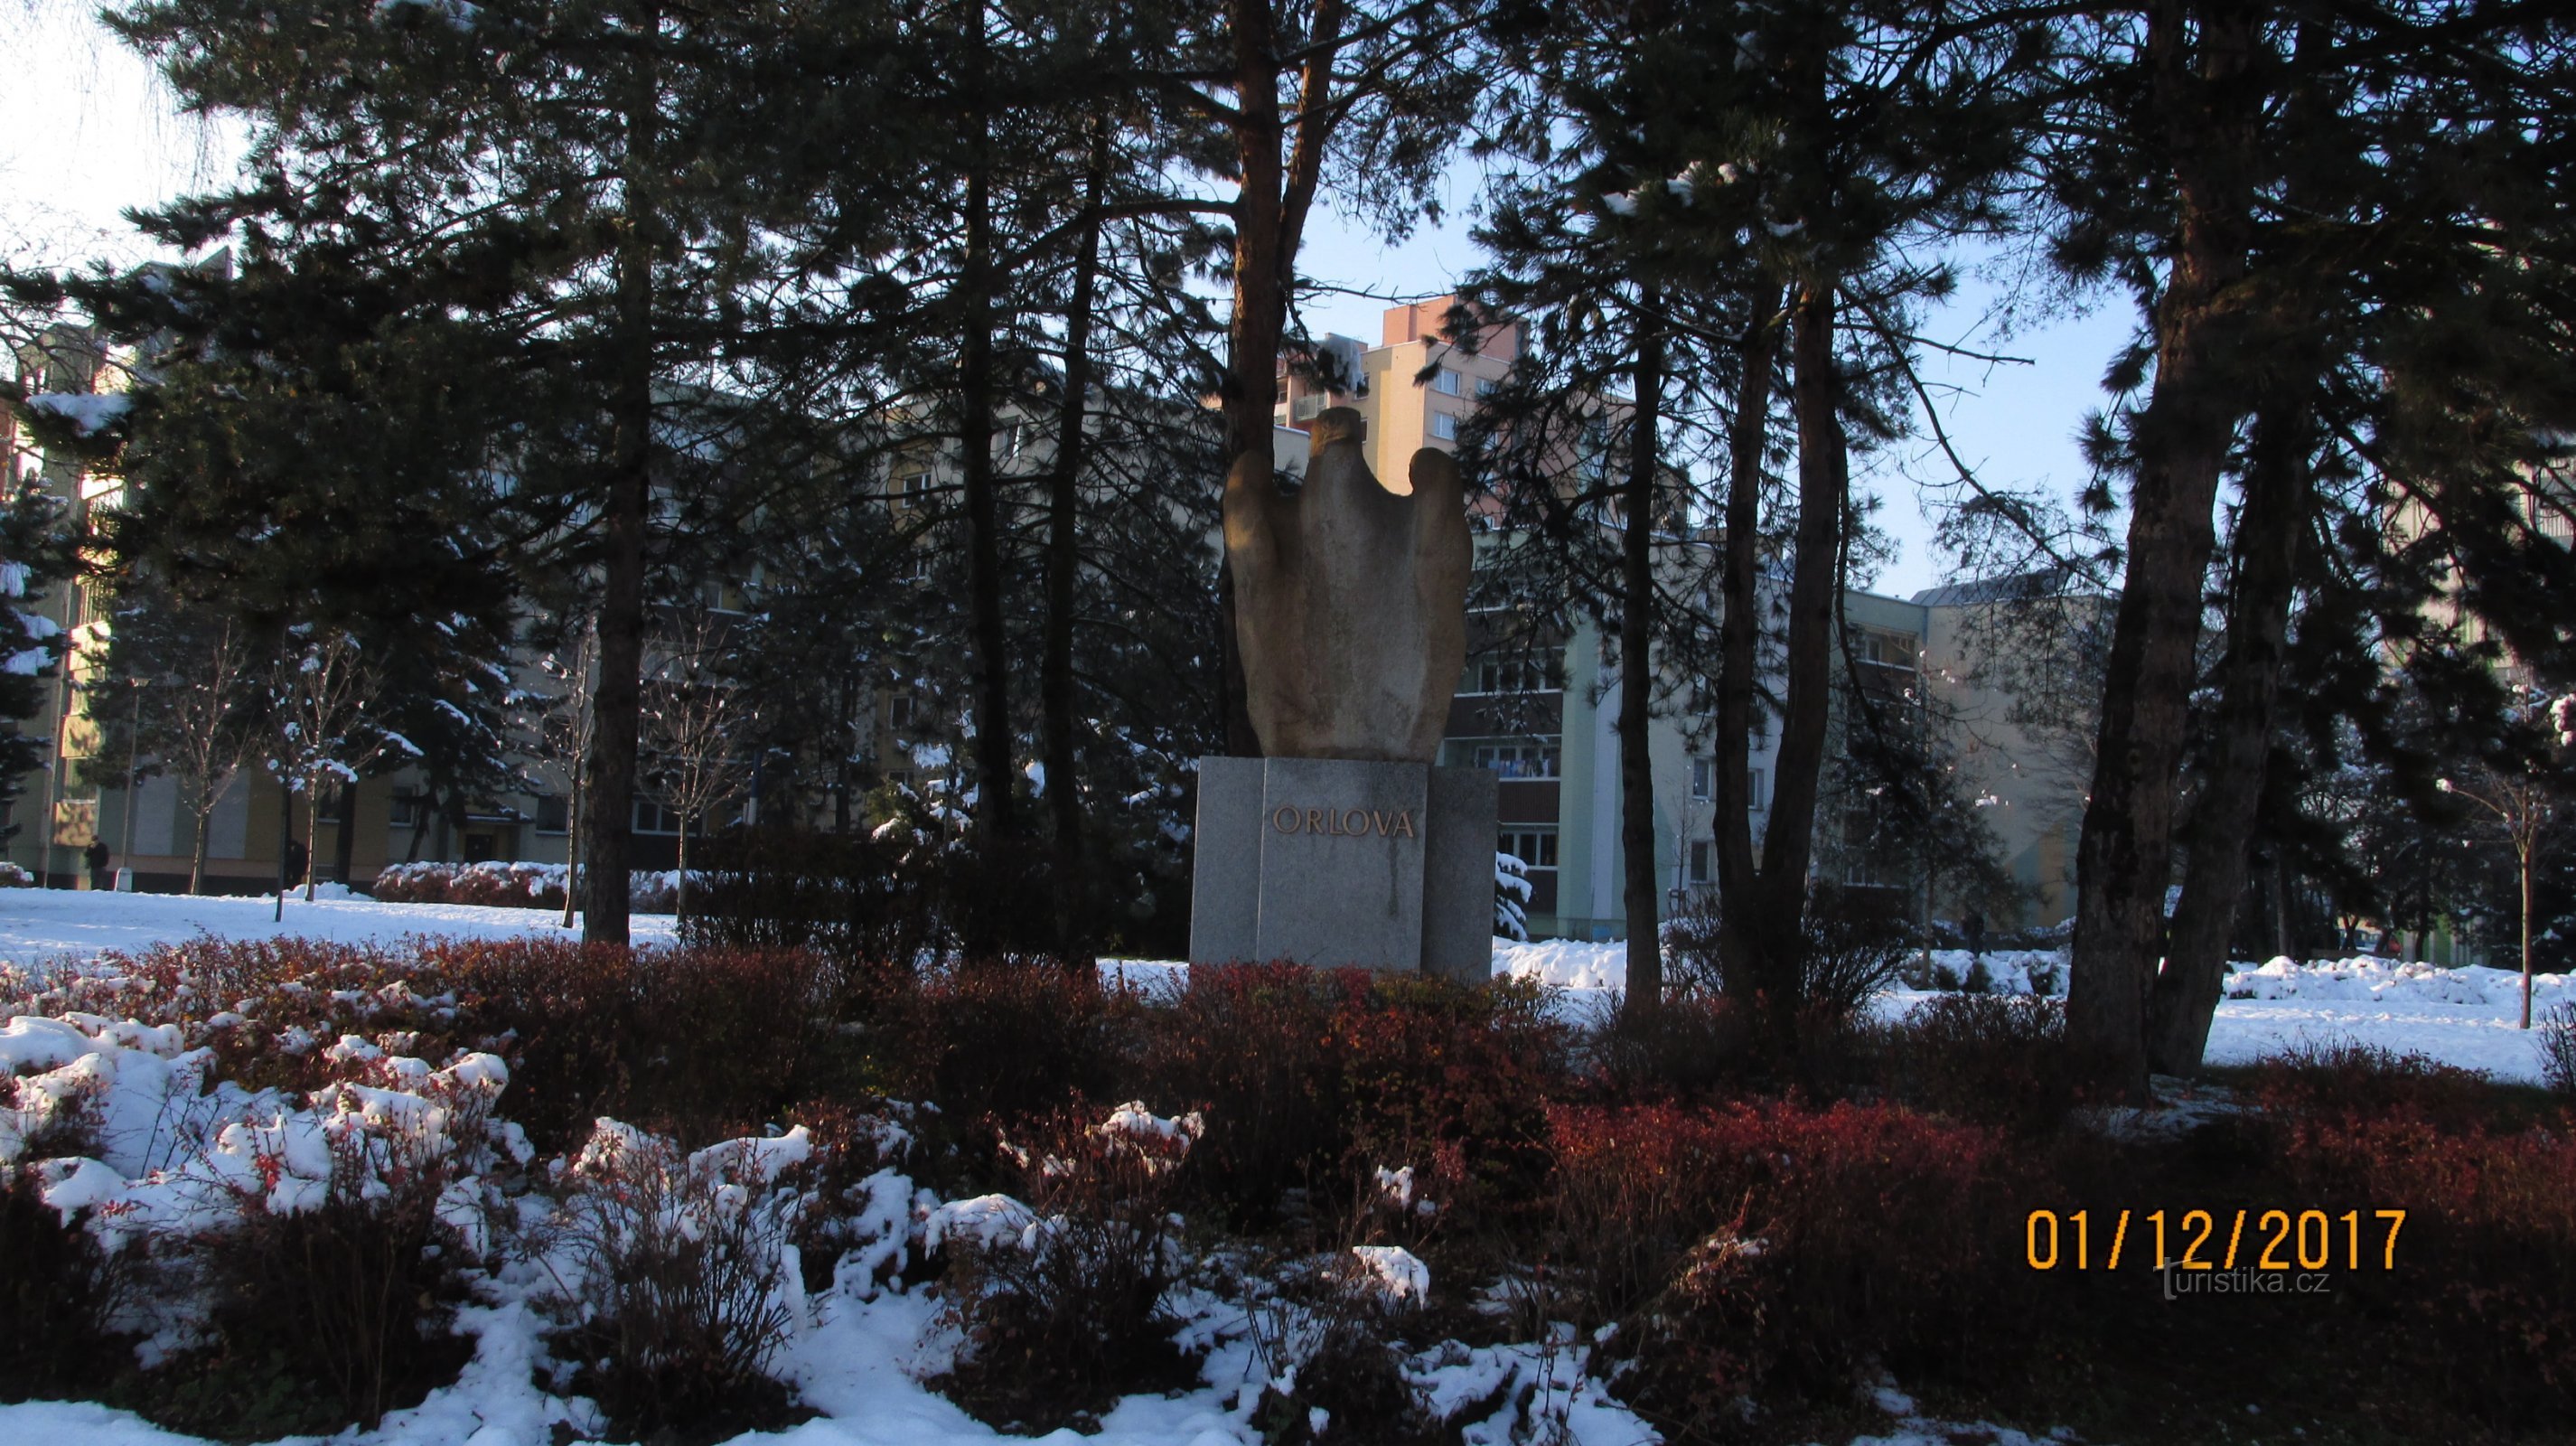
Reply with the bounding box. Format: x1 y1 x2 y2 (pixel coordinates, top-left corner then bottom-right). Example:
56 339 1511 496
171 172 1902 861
116 679 144 883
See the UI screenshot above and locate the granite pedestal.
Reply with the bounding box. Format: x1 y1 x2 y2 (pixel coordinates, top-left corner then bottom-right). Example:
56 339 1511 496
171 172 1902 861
1188 756 1497 983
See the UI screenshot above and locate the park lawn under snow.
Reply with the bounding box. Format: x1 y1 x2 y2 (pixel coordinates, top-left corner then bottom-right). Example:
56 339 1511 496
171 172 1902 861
3 887 2562 1084
1490 939 2576 1085
0 884 676 969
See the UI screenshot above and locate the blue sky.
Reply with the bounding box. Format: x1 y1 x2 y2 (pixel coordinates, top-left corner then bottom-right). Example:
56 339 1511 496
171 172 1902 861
1294 180 2140 600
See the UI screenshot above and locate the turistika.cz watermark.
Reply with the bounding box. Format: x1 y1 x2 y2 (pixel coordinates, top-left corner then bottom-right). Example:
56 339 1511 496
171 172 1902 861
2159 1263 2334 1299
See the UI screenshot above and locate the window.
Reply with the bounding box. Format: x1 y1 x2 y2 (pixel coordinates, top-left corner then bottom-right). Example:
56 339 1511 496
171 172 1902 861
1468 656 1555 695
535 795 569 833
1690 758 1712 801
633 798 684 835
1293 394 1326 421
1498 827 1559 869
892 463 934 510
389 791 422 828
996 421 1026 460
884 768 918 793
1431 368 1462 396
1472 741 1560 779
1475 376 1499 398
1688 841 1711 885
887 691 915 730
1430 410 1460 441
1578 418 1610 480
1858 629 1917 667
1746 768 1767 812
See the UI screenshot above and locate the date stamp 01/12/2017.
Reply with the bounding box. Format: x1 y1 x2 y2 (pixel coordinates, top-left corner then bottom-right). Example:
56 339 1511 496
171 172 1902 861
2024 1207 2407 1275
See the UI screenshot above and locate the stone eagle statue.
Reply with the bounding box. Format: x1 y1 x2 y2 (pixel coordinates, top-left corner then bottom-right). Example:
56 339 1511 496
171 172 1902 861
1223 407 1472 763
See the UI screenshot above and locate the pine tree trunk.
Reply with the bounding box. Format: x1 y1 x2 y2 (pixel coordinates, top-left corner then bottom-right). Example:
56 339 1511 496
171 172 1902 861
1215 0 1340 759
1618 297 1667 1014
959 0 1017 846
2066 0 2259 1099
1043 127 1110 961
2272 855 2294 961
582 8 660 947
1218 0 1286 760
1744 283 1848 1046
332 780 357 886
1715 291 1787 987
2146 397 2307 1076
677 821 690 922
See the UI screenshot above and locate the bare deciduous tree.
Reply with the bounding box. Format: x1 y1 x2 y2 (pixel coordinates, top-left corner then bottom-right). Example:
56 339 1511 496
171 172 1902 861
518 617 599 929
641 616 756 921
163 617 261 895
269 627 408 907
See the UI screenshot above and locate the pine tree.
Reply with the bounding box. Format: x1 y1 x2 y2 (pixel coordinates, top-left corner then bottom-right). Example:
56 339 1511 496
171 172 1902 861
2045 0 2576 1089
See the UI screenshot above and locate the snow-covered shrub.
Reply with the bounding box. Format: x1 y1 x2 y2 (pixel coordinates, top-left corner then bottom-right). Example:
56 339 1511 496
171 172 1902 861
924 1100 1204 1431
167 1060 505 1433
778 1100 923 1297
1240 1243 1435 1444
2540 1001 2576 1099
544 1118 813 1439
9 1009 519 1437
370 859 567 910
2 1146 133 1398
367 860 693 915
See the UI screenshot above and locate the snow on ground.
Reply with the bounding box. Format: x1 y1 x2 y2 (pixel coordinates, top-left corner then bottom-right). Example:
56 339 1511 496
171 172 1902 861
3 890 2562 1084
0 885 675 969
1494 936 2574 1084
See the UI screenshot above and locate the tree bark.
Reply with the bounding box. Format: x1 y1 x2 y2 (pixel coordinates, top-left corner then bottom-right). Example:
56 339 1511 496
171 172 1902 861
1043 126 1110 958
2146 396 2308 1075
1215 0 1342 757
1740 281 1847 1044
1715 290 1788 984
582 5 660 947
1618 295 1667 1012
332 778 357 886
959 0 1017 843
2066 0 2259 1097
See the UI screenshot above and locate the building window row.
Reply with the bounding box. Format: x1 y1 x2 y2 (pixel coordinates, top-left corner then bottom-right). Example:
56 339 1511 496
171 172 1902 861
1465 656 1558 695
1688 760 1767 809
1471 741 1560 779
1500 826 1559 869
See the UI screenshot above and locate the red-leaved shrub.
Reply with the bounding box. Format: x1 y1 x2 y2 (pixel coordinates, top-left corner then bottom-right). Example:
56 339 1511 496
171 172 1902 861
1550 1101 2030 1411
2272 1108 2576 1422
1135 965 1566 1225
